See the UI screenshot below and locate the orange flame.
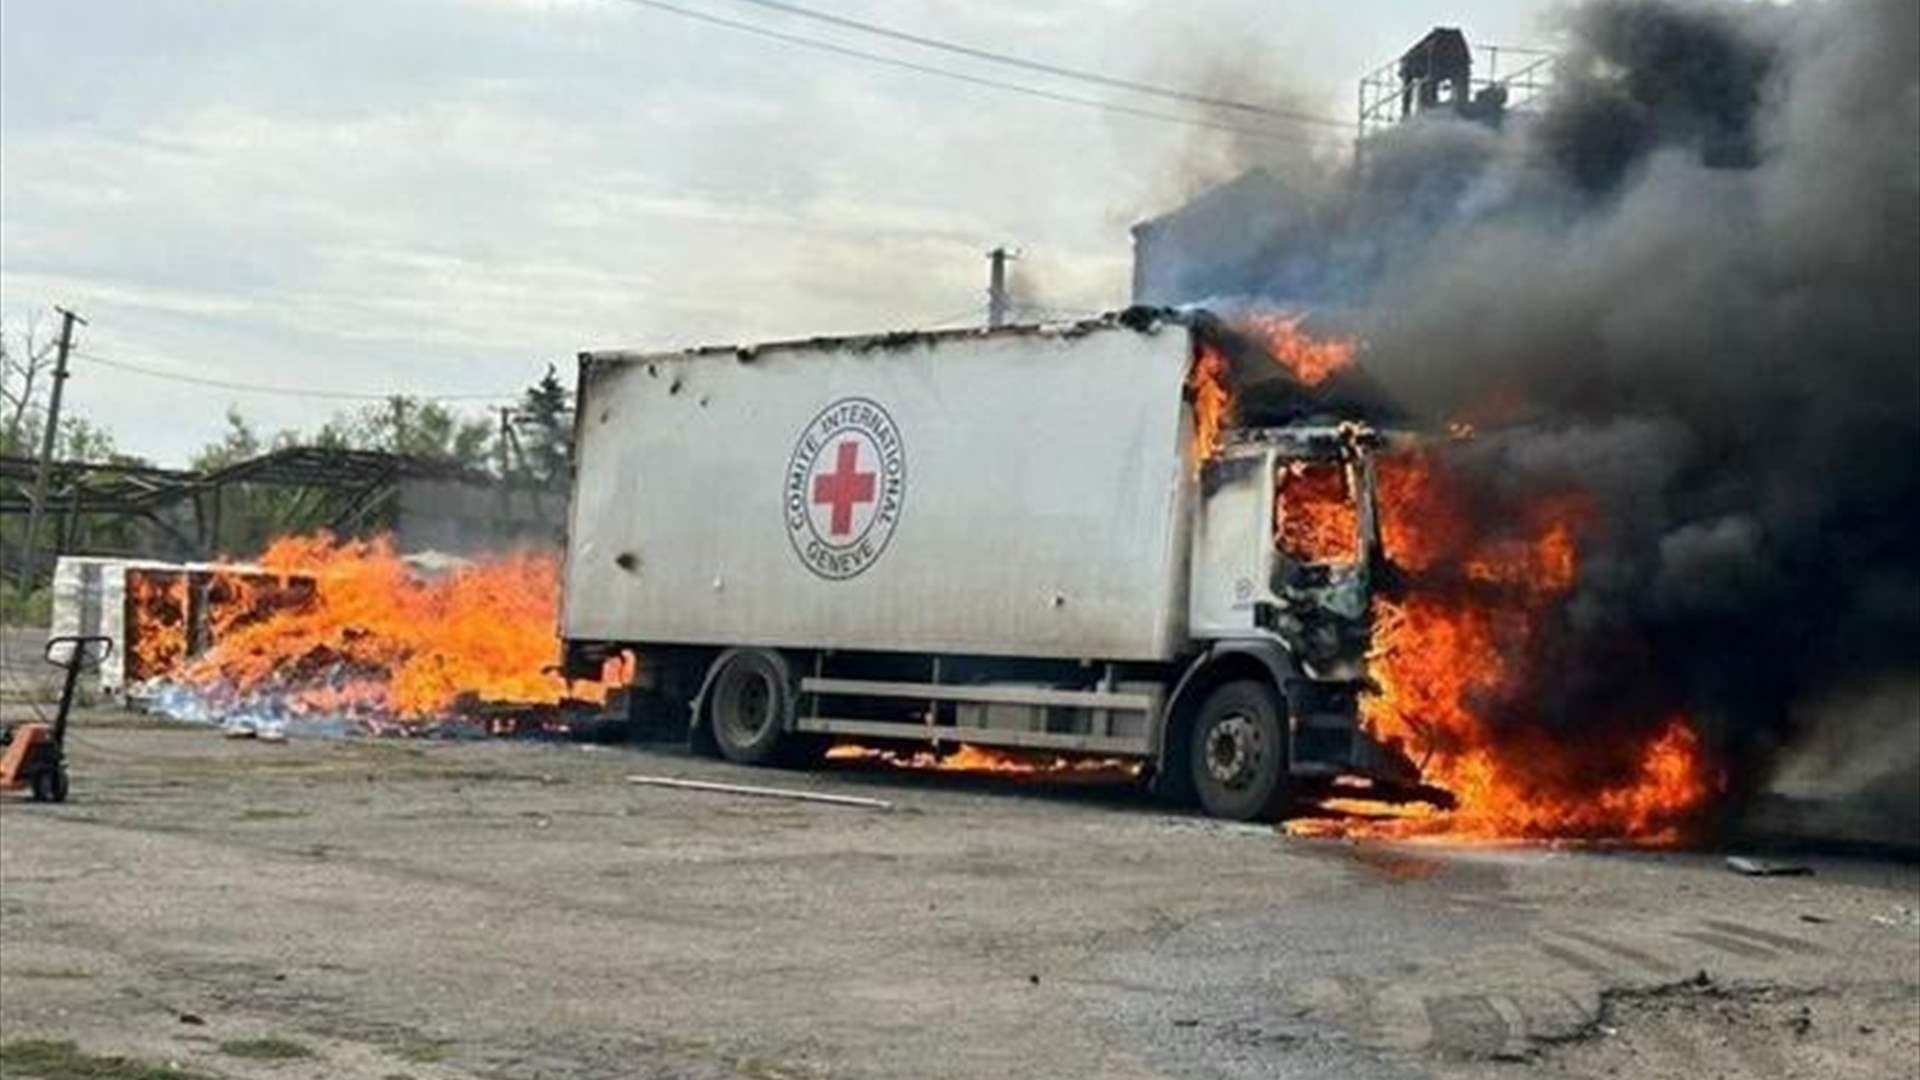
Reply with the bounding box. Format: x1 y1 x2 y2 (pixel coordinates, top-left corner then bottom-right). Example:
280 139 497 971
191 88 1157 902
825 742 1140 777
1186 342 1232 473
177 532 618 721
1290 449 1716 844
1276 461 1360 564
126 570 189 681
1235 312 1358 386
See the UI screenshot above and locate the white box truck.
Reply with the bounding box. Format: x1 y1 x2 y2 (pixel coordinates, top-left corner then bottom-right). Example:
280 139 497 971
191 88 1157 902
561 308 1420 819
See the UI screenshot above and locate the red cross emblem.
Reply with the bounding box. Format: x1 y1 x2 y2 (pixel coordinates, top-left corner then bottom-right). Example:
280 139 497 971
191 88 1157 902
785 397 905 581
811 439 876 536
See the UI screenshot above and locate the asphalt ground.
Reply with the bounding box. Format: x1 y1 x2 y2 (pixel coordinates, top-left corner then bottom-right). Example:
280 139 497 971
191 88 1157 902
1 711 1916 1079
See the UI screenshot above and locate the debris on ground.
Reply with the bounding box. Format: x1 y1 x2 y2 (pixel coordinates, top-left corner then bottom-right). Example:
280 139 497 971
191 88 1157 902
627 774 894 810
1726 855 1814 877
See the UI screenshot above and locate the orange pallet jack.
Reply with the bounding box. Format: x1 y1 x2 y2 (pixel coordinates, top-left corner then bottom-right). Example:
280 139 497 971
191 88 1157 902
1 635 111 803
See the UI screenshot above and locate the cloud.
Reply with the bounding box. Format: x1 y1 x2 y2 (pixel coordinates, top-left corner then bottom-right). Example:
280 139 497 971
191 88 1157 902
1 0 1553 463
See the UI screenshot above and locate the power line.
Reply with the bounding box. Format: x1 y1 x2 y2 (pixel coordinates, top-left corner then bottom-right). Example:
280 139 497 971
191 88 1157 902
618 0 1345 146
725 0 1350 130
73 351 520 403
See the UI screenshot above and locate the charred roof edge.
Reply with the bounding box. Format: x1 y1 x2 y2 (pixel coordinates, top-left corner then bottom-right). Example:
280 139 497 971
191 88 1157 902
579 306 1204 366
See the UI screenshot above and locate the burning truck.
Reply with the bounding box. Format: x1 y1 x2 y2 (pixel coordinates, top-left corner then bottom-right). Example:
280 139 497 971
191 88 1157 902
559 307 1704 826
94 305 1710 838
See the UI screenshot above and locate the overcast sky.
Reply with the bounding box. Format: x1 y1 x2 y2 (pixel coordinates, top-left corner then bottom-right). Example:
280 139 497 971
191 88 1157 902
1 0 1553 465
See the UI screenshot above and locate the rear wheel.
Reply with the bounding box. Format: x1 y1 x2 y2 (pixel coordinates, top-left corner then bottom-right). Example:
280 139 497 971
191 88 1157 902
707 652 791 766
1189 680 1289 821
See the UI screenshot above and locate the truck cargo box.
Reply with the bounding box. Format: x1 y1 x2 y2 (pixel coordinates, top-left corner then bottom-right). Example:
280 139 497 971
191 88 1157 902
564 318 1199 661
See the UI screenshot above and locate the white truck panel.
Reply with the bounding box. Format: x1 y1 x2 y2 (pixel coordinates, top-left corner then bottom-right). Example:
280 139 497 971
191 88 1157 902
564 321 1198 661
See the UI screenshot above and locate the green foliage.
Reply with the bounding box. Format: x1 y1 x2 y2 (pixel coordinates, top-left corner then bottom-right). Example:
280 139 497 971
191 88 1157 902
0 1038 217 1080
216 1038 314 1062
313 397 494 468
54 416 117 462
515 364 573 483
0 580 52 625
188 408 311 556
192 406 292 471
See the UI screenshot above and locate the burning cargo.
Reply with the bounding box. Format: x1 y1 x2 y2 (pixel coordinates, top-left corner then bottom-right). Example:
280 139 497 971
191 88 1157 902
50 556 314 697
73 537 627 734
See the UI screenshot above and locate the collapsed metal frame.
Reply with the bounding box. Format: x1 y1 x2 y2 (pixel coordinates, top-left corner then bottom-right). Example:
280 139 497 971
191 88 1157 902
0 446 501 580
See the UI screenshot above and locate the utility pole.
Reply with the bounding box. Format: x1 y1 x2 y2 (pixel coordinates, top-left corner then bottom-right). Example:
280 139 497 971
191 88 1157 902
495 405 516 521
23 306 85 577
389 395 409 455
986 247 1017 328
496 406 514 480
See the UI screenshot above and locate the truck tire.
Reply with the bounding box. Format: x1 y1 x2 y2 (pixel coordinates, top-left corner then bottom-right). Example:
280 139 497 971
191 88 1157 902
707 651 791 766
30 768 67 804
1189 680 1289 821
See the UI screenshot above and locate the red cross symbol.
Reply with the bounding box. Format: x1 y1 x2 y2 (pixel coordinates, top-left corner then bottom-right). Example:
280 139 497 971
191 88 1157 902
812 439 876 536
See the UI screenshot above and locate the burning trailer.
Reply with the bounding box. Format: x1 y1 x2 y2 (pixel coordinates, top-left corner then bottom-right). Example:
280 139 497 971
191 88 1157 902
559 308 1708 831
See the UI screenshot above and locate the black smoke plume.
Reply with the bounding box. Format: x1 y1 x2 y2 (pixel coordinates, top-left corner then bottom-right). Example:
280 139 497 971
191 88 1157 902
1169 0 1919 841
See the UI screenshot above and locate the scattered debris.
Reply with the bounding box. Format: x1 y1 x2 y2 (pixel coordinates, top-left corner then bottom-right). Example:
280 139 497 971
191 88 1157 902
1725 856 1813 877
1798 913 1831 924
626 775 893 811
1788 1005 1813 1037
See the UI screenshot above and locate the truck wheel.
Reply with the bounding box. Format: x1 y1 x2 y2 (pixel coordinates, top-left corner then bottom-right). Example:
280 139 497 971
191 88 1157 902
1189 680 1289 821
30 769 67 804
707 652 790 766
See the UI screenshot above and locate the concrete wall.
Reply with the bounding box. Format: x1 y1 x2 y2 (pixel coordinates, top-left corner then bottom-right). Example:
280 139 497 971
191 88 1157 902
394 477 568 555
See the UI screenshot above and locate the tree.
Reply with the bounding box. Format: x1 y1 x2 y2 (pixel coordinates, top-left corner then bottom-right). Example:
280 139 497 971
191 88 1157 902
1 313 126 463
195 400 498 556
311 396 494 470
2 313 57 457
1 312 141 589
516 364 573 484
193 408 262 470
56 416 118 462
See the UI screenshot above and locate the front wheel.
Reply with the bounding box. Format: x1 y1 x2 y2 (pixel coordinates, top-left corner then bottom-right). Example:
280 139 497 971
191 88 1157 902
1189 680 1289 821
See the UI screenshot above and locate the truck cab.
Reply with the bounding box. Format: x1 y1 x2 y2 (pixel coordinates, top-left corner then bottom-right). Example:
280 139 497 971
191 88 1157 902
1175 423 1419 816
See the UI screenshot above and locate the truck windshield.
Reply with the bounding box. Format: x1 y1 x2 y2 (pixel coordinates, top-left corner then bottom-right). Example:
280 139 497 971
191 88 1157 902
1274 460 1360 566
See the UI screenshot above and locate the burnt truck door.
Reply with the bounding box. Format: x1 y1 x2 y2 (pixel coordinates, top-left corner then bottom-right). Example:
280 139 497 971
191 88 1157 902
1187 427 1379 663
1265 427 1420 785
1268 426 1376 681
1181 427 1421 800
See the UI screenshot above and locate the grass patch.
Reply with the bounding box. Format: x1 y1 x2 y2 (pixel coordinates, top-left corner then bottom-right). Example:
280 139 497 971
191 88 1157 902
0 1038 216 1080
5 967 92 980
388 1040 448 1065
0 582 52 626
217 1037 314 1061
